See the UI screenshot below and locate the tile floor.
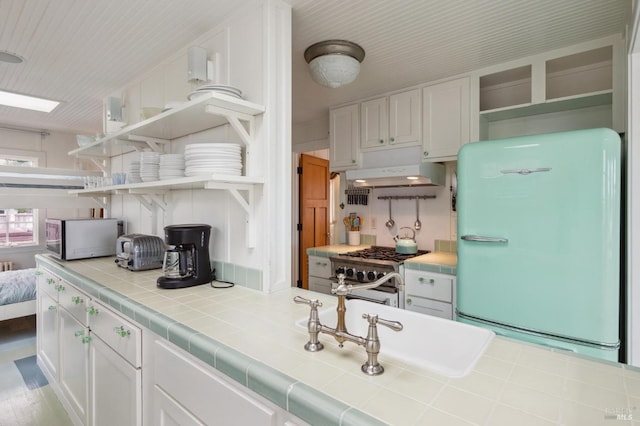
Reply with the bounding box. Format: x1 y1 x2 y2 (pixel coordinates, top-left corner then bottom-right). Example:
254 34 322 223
0 316 71 426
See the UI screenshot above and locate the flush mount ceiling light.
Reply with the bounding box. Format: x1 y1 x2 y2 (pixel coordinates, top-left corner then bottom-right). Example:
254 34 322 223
0 89 60 113
0 50 24 64
304 40 365 88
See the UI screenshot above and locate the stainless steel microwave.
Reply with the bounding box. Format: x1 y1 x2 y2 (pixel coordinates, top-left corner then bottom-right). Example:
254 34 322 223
45 218 119 260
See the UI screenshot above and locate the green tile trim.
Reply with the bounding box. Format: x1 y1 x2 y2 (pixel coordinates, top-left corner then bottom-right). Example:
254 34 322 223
215 346 254 385
247 363 296 408
341 408 389 426
288 382 350 425
167 322 199 350
187 333 221 368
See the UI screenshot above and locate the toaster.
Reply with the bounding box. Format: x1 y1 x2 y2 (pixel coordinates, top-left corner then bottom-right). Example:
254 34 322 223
115 234 165 271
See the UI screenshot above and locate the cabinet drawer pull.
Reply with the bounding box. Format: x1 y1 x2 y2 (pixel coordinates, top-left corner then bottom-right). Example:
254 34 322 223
418 277 435 284
47 305 57 311
35 270 43 276
74 330 85 338
81 336 92 344
46 278 54 285
71 296 83 305
114 326 131 338
86 306 99 316
55 284 65 292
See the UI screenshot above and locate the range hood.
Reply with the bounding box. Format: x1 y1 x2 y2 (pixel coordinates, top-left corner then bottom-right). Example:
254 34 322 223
345 163 446 188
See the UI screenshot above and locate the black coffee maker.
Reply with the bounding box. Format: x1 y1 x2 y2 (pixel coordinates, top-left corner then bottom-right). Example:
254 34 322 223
157 224 212 289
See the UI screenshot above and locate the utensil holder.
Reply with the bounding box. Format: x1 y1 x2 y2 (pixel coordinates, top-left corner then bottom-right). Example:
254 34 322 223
348 231 361 246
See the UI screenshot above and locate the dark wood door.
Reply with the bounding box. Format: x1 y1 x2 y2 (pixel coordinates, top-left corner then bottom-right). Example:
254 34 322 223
299 154 330 289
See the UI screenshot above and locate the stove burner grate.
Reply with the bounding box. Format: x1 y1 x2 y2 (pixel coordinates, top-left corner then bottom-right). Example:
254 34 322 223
339 246 429 263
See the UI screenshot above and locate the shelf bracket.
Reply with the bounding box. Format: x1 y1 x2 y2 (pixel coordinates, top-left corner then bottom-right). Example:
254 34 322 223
119 135 169 153
205 105 255 147
204 181 257 248
131 193 167 233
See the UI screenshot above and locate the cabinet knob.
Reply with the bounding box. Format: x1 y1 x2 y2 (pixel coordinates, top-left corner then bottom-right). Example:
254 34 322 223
86 306 99 316
81 336 92 344
55 284 65 292
71 296 83 305
406 298 412 305
113 326 130 338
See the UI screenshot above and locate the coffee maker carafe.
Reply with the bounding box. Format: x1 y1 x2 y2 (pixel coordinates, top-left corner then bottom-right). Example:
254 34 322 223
157 224 212 289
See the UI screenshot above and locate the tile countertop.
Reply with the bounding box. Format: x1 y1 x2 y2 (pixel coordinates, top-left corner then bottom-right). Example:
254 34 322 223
36 254 640 426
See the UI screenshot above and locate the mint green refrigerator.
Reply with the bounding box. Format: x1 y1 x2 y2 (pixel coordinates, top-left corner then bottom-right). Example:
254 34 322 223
456 128 621 361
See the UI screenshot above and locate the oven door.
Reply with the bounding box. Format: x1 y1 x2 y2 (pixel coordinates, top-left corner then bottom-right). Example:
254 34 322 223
346 288 398 307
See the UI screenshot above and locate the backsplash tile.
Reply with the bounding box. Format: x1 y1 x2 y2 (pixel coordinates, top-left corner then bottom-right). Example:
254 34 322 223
435 239 457 253
213 261 262 291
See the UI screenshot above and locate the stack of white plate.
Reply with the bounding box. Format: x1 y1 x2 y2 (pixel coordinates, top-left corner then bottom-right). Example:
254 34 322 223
127 161 142 184
159 154 185 180
140 152 160 182
184 143 242 177
187 84 243 101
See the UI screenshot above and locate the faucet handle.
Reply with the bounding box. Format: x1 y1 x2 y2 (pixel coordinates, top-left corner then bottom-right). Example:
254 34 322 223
362 314 403 332
293 296 323 309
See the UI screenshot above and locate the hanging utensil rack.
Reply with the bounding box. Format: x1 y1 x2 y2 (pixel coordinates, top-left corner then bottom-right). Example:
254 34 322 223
377 195 436 200
345 186 370 205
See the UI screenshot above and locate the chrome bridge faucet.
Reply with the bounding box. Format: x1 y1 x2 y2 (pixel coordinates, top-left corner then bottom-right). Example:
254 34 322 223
293 273 403 375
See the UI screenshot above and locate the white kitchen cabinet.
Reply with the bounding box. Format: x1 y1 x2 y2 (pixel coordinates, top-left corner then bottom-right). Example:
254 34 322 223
360 97 388 150
307 255 334 295
477 35 624 139
329 103 360 171
90 334 141 426
36 277 59 381
422 77 470 161
360 89 421 152
58 307 89 425
36 265 142 426
152 339 306 426
404 270 456 320
389 88 421 147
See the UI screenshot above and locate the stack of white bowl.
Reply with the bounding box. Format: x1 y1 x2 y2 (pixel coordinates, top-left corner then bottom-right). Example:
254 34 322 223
140 152 160 182
184 143 242 177
159 154 185 180
127 161 142 184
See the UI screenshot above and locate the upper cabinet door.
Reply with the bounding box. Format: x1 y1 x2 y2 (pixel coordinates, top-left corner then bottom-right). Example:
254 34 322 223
329 104 360 171
422 77 470 161
360 97 389 150
389 88 421 147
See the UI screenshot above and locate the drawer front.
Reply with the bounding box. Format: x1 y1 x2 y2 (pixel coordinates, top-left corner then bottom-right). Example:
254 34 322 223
38 270 63 301
154 340 275 425
308 277 334 295
405 271 453 303
58 284 90 326
405 296 452 320
308 256 332 278
88 300 141 368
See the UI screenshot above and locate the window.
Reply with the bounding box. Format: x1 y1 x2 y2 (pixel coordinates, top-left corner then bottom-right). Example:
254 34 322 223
0 154 38 247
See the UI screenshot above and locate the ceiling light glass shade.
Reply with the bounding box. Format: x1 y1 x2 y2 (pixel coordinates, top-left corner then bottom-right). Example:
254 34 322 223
309 55 361 88
304 40 365 89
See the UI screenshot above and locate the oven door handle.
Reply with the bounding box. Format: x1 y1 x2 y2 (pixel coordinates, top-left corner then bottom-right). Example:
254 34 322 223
345 294 390 305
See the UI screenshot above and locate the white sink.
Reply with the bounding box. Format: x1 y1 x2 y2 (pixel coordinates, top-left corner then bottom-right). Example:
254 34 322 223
296 299 494 378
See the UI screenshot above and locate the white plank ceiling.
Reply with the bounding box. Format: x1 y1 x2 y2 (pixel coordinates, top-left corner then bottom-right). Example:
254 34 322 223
0 0 631 136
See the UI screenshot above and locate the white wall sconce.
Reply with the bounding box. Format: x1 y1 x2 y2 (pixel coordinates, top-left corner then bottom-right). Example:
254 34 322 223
304 40 365 88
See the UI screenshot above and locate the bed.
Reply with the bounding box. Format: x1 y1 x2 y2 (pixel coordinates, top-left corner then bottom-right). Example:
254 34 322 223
0 268 37 321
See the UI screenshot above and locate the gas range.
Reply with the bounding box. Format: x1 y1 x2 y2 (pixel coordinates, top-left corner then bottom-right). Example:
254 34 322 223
329 246 430 308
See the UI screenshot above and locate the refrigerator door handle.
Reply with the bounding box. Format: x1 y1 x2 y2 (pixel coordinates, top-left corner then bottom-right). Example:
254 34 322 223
500 167 551 175
461 235 508 243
